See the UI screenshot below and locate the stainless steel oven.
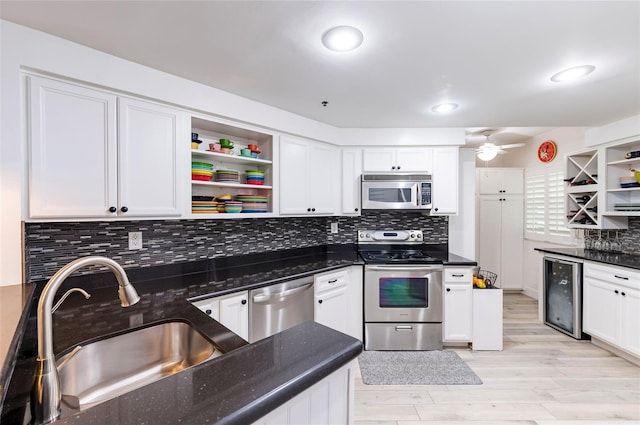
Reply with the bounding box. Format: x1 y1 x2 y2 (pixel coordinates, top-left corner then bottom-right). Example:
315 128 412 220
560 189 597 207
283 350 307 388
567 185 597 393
359 230 445 351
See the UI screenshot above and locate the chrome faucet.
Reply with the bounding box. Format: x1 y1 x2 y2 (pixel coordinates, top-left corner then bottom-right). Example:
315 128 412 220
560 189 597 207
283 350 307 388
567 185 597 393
32 256 140 424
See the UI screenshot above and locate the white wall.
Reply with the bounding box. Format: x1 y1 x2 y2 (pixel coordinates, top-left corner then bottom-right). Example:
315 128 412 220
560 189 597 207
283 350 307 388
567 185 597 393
0 20 464 286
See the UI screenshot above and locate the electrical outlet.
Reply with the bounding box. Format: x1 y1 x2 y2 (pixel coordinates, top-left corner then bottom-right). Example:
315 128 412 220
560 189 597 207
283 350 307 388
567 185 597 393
330 222 339 234
128 231 142 250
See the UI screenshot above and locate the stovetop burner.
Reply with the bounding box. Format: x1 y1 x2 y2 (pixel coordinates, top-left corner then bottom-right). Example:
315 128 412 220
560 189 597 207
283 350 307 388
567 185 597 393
357 229 447 265
360 250 440 264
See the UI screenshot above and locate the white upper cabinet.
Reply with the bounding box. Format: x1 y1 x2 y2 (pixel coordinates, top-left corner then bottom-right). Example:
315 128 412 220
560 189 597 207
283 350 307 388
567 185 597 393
431 147 459 215
118 97 182 217
28 76 118 218
478 168 523 195
341 148 362 215
280 135 339 215
362 147 433 173
27 76 183 219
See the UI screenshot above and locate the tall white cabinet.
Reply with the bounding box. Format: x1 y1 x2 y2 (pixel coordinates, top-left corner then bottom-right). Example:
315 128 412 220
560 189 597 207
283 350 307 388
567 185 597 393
27 75 183 219
476 168 524 290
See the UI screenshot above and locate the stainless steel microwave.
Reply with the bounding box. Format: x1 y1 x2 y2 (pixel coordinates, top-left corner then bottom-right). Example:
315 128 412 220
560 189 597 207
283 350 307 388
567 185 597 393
361 174 432 210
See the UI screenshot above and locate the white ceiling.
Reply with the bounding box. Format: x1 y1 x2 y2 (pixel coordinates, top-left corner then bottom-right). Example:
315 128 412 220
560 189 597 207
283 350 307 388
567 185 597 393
1 1 639 146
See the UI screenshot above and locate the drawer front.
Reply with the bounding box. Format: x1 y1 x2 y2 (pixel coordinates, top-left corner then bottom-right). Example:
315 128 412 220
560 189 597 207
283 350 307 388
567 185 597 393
584 262 640 290
365 323 443 351
315 269 348 293
444 268 472 283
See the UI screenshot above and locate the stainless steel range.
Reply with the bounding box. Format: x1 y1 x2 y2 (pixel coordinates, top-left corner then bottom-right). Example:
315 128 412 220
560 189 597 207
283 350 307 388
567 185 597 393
358 230 444 351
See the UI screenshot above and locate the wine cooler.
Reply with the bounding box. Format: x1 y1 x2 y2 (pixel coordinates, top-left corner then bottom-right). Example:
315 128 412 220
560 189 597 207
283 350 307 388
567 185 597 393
543 256 589 340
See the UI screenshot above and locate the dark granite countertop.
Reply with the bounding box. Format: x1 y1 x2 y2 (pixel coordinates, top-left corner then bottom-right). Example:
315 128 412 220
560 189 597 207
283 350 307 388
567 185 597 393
1 245 363 424
534 247 640 270
1 242 474 424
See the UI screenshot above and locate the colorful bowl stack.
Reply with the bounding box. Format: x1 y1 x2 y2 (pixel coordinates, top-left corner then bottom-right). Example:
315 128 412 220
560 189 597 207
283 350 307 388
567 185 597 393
224 201 243 213
245 170 265 185
192 162 214 181
236 195 268 212
191 196 218 214
215 169 240 183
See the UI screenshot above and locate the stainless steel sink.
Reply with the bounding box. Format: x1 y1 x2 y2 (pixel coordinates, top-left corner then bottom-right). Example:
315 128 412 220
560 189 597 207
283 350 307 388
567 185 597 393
57 321 221 409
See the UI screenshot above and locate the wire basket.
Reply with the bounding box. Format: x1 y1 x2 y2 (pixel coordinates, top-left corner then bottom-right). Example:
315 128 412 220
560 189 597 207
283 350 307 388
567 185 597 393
474 269 498 288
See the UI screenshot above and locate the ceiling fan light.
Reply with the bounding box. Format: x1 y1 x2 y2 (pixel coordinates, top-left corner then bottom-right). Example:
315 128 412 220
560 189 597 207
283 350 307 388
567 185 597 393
550 65 596 82
477 149 498 161
322 26 364 52
432 103 458 113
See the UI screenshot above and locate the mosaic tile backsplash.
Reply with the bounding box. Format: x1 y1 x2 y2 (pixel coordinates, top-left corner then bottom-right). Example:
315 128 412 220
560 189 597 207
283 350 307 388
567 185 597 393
25 211 449 281
583 217 640 255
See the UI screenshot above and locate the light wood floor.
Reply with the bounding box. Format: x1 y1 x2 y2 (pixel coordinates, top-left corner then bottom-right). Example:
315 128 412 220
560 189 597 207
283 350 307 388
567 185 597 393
354 293 640 424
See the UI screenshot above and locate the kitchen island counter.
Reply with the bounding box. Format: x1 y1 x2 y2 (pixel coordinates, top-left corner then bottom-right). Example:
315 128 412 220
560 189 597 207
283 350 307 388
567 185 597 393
1 245 362 424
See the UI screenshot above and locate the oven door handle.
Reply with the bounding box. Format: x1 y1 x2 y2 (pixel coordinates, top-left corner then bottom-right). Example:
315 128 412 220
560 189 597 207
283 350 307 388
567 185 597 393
365 265 442 272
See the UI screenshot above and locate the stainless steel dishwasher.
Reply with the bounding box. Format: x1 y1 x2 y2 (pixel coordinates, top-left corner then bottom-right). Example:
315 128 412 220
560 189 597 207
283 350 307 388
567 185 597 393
249 275 314 342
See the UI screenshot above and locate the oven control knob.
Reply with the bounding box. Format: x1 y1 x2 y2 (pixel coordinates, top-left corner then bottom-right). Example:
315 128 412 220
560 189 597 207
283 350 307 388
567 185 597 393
417 234 422 239
410 234 415 238
366 233 371 238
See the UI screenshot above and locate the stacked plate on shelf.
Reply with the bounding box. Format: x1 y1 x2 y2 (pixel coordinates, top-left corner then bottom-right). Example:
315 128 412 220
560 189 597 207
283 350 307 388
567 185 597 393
245 170 265 185
192 162 214 181
191 196 218 214
215 169 240 183
614 203 640 212
236 195 269 212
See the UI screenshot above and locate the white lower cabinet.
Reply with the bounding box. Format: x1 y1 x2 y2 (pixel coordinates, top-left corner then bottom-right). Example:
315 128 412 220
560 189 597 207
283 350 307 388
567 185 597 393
314 266 363 342
192 291 249 341
443 267 473 342
472 288 503 350
253 360 355 425
583 262 640 357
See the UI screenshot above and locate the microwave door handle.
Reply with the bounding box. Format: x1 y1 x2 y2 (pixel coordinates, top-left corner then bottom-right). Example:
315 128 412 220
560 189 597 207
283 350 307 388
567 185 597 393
415 184 420 206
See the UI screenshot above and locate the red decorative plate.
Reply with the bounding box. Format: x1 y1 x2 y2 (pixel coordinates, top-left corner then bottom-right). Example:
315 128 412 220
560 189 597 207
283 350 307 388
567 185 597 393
538 140 557 163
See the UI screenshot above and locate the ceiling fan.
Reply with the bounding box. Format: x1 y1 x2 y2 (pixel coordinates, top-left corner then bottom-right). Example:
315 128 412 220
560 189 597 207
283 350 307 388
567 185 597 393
473 130 525 161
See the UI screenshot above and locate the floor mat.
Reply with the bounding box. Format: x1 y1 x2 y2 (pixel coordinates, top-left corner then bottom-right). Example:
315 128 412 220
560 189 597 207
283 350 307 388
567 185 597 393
358 350 482 385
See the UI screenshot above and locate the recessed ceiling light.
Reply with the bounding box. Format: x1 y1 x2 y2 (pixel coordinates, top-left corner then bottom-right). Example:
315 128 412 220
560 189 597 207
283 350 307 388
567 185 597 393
550 65 596 82
432 103 459 113
322 26 364 52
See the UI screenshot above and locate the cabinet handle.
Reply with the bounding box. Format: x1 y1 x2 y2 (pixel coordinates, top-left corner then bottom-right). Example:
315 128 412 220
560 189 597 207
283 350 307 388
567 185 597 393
354 208 359 212
614 290 619 294
312 208 316 212
205 309 212 315
121 206 129 213
451 274 464 277
397 166 401 170
241 299 247 305
614 275 629 280
318 299 323 304
446 288 451 292
391 166 396 170
307 208 311 212
621 292 626 297
109 206 117 213
328 279 338 284
434 207 439 212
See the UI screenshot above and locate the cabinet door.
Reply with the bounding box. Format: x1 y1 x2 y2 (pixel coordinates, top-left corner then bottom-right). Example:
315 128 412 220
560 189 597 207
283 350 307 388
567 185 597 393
499 196 524 289
346 266 363 341
443 283 472 341
28 76 118 218
308 142 339 214
362 148 396 172
583 277 620 345
118 97 182 217
477 197 502 283
621 287 640 356
396 148 433 172
315 287 349 335
501 169 524 194
279 136 310 214
431 147 459 215
219 291 249 341
341 148 362 215
477 169 504 194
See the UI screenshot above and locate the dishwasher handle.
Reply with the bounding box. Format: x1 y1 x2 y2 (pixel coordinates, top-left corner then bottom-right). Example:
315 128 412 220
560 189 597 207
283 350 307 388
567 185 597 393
252 282 313 304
